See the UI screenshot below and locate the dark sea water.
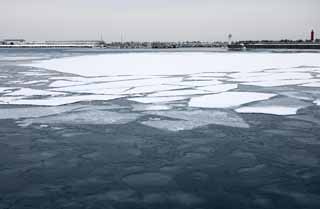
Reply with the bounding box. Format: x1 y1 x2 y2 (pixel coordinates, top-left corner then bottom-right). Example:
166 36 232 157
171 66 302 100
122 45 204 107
1 48 320 209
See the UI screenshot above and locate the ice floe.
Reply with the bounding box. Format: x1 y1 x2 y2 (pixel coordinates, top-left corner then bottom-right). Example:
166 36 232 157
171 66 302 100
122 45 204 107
49 80 85 87
24 52 320 76
189 92 276 108
149 89 209 97
23 80 49 85
6 88 66 96
8 95 123 106
20 110 140 126
236 97 310 115
301 82 320 87
0 105 82 119
236 106 300 115
197 84 238 93
141 109 249 131
0 87 15 94
129 96 188 104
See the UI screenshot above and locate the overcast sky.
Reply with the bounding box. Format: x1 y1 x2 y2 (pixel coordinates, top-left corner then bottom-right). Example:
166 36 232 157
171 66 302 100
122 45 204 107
1 0 319 42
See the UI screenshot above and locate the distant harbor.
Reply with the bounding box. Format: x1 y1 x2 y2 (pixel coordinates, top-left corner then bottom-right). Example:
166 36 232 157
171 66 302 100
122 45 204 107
0 39 226 49
1 30 320 50
228 30 320 50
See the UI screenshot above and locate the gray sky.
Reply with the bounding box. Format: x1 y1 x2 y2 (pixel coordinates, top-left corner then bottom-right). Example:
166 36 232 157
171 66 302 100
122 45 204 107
1 0 319 42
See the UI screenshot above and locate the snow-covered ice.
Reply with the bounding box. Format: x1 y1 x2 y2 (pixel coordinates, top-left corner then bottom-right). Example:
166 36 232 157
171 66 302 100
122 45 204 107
9 95 123 106
24 52 320 76
197 84 238 93
141 110 249 131
149 89 209 97
129 96 188 104
236 106 301 115
189 92 276 108
6 88 66 96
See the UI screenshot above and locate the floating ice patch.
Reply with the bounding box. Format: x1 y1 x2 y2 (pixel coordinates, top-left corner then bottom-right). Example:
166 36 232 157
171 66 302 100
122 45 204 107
6 88 65 96
194 72 228 77
149 89 209 97
197 84 238 93
230 72 312 82
0 87 15 94
52 77 183 93
23 80 49 85
49 80 85 87
129 96 188 104
19 72 54 76
24 52 320 76
242 79 312 87
141 109 249 131
314 100 320 106
0 96 23 104
301 82 320 87
0 105 82 119
0 56 45 61
9 95 123 106
235 97 310 115
178 80 222 87
124 84 187 95
132 104 172 111
236 106 301 115
21 110 140 126
189 92 276 108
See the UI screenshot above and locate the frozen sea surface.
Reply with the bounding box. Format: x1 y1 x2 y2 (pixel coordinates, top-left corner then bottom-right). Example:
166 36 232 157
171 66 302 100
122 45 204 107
1 49 320 209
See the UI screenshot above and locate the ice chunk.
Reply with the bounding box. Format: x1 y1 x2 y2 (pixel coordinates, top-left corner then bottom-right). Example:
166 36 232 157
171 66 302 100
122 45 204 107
179 80 222 87
230 72 312 82
236 97 310 115
242 79 311 87
20 110 141 126
129 96 188 104
124 84 187 95
197 84 238 93
149 89 209 97
301 82 320 87
6 88 66 96
52 77 183 93
132 104 171 111
9 95 123 106
23 80 48 85
189 92 276 108
24 52 320 76
0 105 82 119
141 109 249 131
0 87 14 94
49 80 84 87
236 106 300 115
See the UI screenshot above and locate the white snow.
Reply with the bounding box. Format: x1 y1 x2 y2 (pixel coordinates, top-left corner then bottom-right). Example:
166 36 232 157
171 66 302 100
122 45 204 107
149 89 209 97
189 92 276 108
6 88 65 96
236 106 301 115
178 80 222 87
242 79 311 87
49 80 84 87
0 87 14 94
52 77 183 93
24 52 320 76
301 82 320 87
9 95 123 106
23 80 49 85
197 84 238 93
124 84 187 95
129 96 188 104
